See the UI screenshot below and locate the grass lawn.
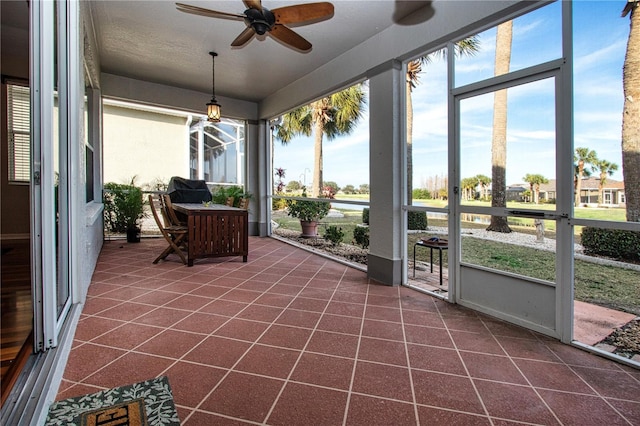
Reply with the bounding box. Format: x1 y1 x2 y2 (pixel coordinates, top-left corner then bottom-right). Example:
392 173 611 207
334 196 627 237
274 208 639 316
337 195 628 222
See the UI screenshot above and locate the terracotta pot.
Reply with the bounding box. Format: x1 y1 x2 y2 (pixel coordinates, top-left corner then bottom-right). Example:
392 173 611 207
300 220 318 238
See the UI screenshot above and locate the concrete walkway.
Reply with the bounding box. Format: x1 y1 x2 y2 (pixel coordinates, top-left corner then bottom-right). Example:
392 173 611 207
574 300 636 346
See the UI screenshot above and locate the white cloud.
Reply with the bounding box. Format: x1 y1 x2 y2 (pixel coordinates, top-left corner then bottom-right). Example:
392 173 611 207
574 39 627 72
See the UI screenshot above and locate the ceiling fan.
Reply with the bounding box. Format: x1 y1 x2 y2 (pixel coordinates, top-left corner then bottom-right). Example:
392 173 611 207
176 0 334 52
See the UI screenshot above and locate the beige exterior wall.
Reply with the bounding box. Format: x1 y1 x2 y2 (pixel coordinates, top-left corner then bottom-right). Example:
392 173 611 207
103 103 191 189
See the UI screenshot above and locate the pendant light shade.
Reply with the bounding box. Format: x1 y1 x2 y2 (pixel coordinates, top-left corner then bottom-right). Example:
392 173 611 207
207 51 221 122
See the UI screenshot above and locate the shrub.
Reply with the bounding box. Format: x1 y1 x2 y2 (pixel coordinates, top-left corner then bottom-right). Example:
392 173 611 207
285 189 330 222
323 226 344 246
353 225 369 249
272 197 288 211
581 227 640 262
362 208 370 225
323 181 340 197
408 211 428 230
412 188 431 200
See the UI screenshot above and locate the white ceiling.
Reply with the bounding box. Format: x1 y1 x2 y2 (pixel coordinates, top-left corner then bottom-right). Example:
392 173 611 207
88 0 435 103
1 0 436 103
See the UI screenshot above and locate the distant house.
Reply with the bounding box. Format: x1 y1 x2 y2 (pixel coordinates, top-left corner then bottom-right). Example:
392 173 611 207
573 176 625 206
505 177 625 206
506 184 528 202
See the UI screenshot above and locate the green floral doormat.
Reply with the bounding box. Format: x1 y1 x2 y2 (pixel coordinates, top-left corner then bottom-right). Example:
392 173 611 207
46 376 180 425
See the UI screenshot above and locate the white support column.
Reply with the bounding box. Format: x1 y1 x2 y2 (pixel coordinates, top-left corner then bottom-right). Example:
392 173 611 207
68 0 84 307
556 0 575 344
245 119 266 236
367 60 404 286
197 121 204 180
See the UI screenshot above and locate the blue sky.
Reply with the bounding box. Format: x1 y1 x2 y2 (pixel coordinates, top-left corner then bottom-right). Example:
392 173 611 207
272 0 629 190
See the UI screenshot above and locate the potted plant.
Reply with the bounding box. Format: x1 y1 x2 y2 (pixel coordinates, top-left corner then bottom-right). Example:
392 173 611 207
285 188 330 237
104 181 146 242
211 185 252 207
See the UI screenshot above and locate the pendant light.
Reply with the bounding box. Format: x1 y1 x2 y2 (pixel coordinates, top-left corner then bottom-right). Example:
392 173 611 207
206 51 221 122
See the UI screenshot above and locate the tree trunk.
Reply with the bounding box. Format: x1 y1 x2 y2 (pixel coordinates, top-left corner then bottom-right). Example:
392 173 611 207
575 161 584 207
487 21 513 233
407 75 414 204
622 2 640 221
312 118 324 198
529 183 534 203
598 173 605 205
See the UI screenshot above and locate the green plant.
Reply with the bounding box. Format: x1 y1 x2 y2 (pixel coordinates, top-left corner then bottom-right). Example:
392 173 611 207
285 189 330 222
362 208 370 225
323 225 344 245
581 227 640 262
103 181 145 232
412 188 432 199
408 211 428 230
272 197 288 211
211 185 251 208
353 225 369 249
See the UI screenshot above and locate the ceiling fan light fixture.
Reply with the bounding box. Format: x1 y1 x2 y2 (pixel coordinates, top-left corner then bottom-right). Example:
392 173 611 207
177 1 333 51
253 21 269 35
207 51 221 122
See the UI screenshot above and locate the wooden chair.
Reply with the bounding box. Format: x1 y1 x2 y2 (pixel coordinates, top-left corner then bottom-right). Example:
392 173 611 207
225 196 235 207
162 193 186 226
149 194 188 265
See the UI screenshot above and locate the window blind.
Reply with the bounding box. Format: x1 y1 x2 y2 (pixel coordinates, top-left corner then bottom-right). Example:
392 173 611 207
7 84 31 182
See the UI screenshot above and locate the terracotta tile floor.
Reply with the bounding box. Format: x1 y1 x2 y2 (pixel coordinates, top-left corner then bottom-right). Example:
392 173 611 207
57 237 640 425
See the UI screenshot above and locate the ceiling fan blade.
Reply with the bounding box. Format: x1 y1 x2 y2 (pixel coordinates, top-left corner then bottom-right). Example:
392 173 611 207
272 2 334 25
269 24 312 52
243 0 262 11
175 3 245 21
231 27 256 47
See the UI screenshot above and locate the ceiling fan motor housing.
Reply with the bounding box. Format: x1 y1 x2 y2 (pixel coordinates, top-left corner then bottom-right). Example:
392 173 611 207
244 7 276 35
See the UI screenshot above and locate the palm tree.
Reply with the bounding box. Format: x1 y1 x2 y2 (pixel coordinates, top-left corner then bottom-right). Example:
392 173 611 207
275 84 366 197
622 1 640 221
406 38 480 203
406 59 422 204
475 174 491 200
460 177 477 201
487 20 513 233
523 173 549 204
593 159 619 205
574 147 597 207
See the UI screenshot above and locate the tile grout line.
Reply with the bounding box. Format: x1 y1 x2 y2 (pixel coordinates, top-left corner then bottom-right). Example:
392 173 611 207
62 239 639 424
435 302 496 426
262 260 350 425
67 241 286 415
536 332 638 425
482 321 565 425
398 286 421 426
341 273 372 426
177 244 323 424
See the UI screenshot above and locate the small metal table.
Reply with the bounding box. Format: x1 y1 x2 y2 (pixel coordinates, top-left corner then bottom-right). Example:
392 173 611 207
413 238 449 286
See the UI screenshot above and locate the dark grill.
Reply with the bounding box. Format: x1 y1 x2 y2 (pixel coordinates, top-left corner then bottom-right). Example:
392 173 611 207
166 177 212 203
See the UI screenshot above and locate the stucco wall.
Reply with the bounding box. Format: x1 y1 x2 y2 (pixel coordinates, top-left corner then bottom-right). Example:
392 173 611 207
102 104 191 188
